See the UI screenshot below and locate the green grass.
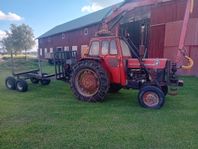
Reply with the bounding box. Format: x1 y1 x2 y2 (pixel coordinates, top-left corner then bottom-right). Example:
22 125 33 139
0 61 198 149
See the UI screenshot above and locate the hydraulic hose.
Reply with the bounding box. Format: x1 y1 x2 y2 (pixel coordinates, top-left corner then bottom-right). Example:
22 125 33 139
181 56 194 70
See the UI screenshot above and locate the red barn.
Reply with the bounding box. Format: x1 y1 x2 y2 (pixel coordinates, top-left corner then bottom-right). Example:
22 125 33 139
38 0 198 76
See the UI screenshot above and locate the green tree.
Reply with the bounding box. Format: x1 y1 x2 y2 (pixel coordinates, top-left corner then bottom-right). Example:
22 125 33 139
1 32 13 54
1 24 35 59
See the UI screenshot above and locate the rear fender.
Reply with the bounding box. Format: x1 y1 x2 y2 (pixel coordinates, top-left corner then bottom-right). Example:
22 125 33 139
78 57 111 81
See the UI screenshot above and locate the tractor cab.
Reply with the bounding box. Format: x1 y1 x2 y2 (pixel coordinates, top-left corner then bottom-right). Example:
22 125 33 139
85 36 131 86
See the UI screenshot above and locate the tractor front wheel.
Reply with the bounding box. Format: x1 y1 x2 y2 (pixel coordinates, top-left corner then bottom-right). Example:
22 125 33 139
138 86 165 109
70 60 109 102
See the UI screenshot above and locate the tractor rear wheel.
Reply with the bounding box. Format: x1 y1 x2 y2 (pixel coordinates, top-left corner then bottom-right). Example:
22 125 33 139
138 86 165 109
70 60 109 102
109 84 122 93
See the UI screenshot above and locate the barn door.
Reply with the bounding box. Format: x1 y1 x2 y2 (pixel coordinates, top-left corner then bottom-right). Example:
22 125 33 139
148 25 165 58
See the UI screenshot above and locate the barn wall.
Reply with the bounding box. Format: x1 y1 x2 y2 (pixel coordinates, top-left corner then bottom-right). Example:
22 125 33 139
148 0 198 76
39 24 100 58
148 0 198 58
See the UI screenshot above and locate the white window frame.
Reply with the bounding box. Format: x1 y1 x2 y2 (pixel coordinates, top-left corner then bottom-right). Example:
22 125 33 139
72 46 78 51
56 47 63 51
40 48 42 56
84 28 88 36
62 33 65 39
45 48 48 54
64 46 69 51
50 48 53 53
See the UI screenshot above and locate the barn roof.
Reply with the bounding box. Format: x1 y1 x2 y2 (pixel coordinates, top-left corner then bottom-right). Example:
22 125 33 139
38 4 122 39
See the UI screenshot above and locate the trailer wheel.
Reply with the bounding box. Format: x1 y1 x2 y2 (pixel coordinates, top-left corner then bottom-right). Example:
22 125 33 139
16 79 28 92
70 60 109 102
5 76 16 90
30 78 39 84
40 79 51 85
138 86 165 109
109 84 122 93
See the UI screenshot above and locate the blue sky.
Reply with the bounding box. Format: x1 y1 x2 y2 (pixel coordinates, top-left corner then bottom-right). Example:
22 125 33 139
0 0 123 40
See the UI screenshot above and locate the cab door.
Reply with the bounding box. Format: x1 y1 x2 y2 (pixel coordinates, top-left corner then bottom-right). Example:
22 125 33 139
100 39 121 84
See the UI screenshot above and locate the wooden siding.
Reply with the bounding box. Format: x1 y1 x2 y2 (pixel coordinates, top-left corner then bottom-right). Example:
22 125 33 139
39 24 100 57
149 0 198 74
148 25 165 58
150 0 198 25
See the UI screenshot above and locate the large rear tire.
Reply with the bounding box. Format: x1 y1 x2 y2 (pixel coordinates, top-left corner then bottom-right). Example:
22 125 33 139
70 60 109 102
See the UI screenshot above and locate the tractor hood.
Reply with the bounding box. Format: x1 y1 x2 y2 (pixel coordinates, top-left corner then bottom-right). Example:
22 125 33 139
127 58 168 69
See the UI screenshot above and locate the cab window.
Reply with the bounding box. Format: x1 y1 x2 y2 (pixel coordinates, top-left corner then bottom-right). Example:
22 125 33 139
89 41 99 56
110 40 118 55
101 41 109 55
120 40 131 57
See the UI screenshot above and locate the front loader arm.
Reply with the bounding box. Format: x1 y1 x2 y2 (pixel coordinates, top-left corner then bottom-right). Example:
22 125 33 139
177 0 194 70
98 0 165 35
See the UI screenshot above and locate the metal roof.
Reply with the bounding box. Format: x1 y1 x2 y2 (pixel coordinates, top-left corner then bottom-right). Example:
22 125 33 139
38 5 121 39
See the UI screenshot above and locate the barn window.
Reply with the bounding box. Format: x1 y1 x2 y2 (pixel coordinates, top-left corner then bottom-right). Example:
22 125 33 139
45 48 48 54
84 28 89 36
50 48 53 53
110 40 118 55
89 41 99 56
72 46 78 51
40 48 43 56
48 37 51 42
62 33 65 39
64 46 69 51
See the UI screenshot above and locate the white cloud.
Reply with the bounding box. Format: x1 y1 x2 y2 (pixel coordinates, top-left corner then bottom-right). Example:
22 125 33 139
0 10 22 21
81 2 103 13
81 0 123 13
0 30 7 40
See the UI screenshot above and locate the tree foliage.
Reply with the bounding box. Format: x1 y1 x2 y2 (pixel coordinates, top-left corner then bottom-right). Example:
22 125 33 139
1 24 35 56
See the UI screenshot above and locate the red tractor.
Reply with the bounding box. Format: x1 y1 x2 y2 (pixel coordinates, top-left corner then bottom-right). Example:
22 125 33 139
70 35 179 109
69 0 194 109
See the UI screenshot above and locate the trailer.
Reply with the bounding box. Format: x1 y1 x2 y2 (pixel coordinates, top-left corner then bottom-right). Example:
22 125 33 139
5 51 77 92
